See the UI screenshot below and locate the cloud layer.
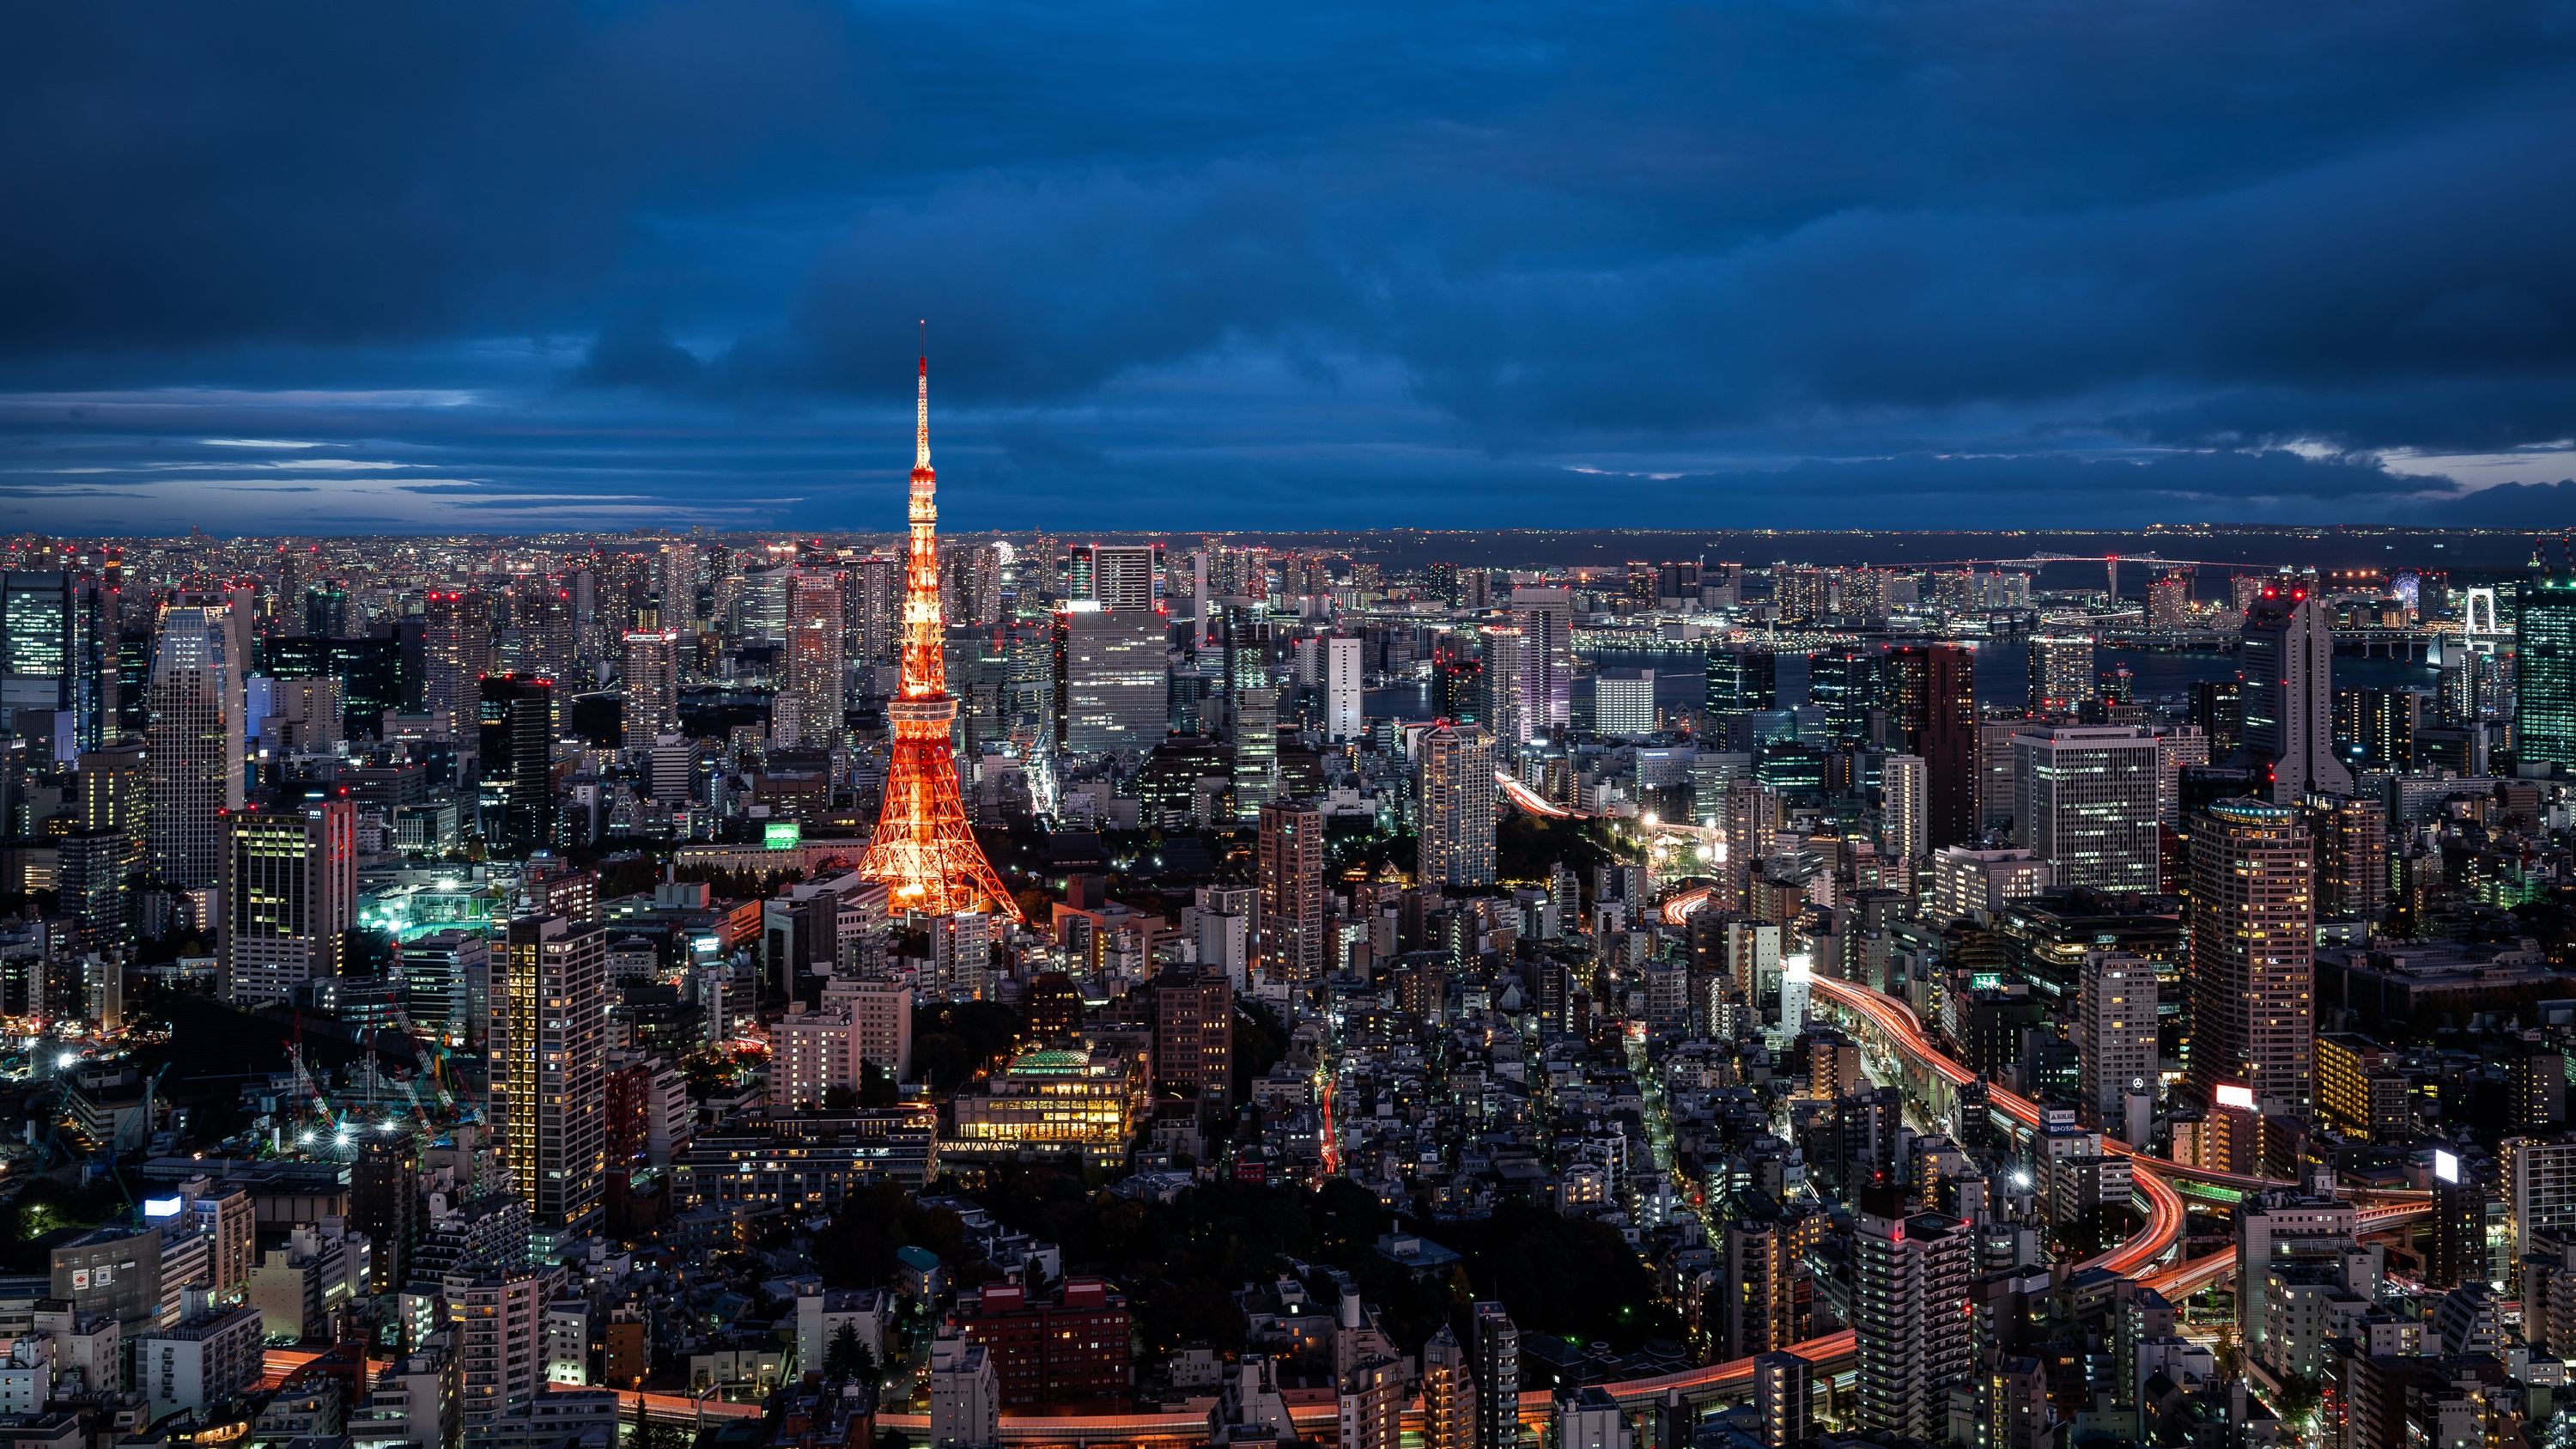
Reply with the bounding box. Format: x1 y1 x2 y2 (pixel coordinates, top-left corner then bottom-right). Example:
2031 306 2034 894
3 0 2574 531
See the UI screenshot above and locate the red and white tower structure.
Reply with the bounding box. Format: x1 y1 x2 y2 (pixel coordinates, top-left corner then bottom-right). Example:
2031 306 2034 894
858 357 1022 921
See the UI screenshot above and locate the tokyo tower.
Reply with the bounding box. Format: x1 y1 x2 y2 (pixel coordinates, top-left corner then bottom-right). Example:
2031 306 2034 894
856 356 1023 922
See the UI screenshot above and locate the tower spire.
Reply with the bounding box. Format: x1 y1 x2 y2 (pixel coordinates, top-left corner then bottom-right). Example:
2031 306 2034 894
915 355 932 476
860 346 1021 922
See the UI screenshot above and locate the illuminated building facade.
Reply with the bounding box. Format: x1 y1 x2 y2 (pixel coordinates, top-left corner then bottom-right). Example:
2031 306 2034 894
948 1049 1139 1159
220 801 356 1008
500 914 607 1230
2185 798 2314 1115
856 358 1020 922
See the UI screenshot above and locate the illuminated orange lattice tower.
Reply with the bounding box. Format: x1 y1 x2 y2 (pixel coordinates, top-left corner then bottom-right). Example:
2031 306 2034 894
856 357 1022 922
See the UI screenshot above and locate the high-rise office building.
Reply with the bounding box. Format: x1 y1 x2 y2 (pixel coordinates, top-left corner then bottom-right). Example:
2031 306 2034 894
1593 669 1656 737
1707 645 1777 716
1880 753 1928 864
619 630 679 752
220 801 356 1008
2075 950 2157 1144
2518 566 2576 771
422 591 489 737
1469 1302 1519 1449
1151 969 1232 1106
2506 1134 2576 1297
1807 648 1878 742
1882 645 1977 848
2010 724 2161 894
1479 626 1528 746
1325 634 1363 743
782 569 846 749
402 928 489 1048
1852 1189 1974 1439
147 601 246 893
1256 801 1326 985
1054 605 1169 758
59 828 133 957
2239 584 2350 800
1066 544 1161 611
1419 723 1497 886
1234 686 1279 819
2185 798 2314 1115
2026 635 2096 711
0 570 107 752
499 915 607 1231
850 554 902 667
1509 588 1571 730
81 738 149 838
477 674 555 855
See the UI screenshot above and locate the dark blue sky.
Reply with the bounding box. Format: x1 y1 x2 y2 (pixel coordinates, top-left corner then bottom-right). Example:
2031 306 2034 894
6 0 2576 535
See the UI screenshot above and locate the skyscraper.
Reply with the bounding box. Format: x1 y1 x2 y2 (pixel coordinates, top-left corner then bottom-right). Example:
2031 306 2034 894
2186 798 2314 1115
59 828 133 958
619 630 678 752
1325 634 1362 743
2026 634 2096 711
2239 583 2350 800
855 365 1020 921
2009 724 2161 894
1256 801 1325 985
2075 950 2157 1144
2518 565 2576 772
500 914 607 1230
1479 626 1527 746
220 801 355 1007
1882 644 1977 848
1066 544 1161 611
1419 723 1497 887
781 569 846 748
422 591 488 737
147 600 246 893
1807 648 1878 741
1233 686 1279 819
1509 588 1571 730
477 674 555 855
1852 1189 1974 1439
0 571 106 751
1706 645 1777 715
1054 605 1170 758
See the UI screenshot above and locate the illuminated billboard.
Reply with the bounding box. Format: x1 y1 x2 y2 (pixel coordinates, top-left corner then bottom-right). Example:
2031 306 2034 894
763 821 802 850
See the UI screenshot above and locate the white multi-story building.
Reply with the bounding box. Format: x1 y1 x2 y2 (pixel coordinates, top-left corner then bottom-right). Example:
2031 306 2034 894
1326 634 1363 743
772 1007 859 1110
2011 725 2161 894
136 1302 264 1421
1927 847 2053 925
823 977 913 1082
929 1338 999 1449
1880 753 1928 866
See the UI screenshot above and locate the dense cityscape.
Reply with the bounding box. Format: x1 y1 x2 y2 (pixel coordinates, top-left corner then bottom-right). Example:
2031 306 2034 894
0 353 2567 1449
